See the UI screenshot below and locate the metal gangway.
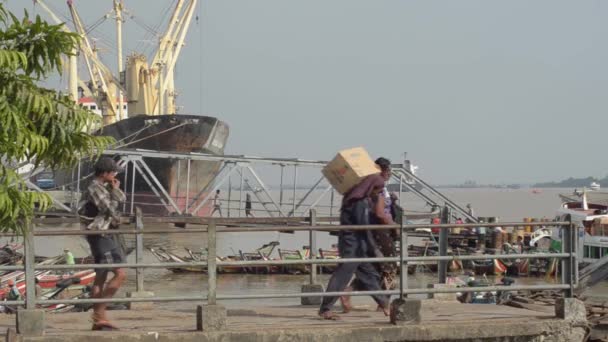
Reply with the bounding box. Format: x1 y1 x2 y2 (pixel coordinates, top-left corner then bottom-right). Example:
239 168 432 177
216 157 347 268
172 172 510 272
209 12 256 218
391 164 478 223
24 148 474 221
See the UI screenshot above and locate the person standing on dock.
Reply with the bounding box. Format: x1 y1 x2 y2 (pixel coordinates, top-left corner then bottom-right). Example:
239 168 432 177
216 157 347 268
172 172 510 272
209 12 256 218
64 248 75 275
211 189 223 217
79 157 127 331
245 193 254 217
7 280 21 301
516 236 525 254
64 248 75 265
466 204 475 220
318 174 390 320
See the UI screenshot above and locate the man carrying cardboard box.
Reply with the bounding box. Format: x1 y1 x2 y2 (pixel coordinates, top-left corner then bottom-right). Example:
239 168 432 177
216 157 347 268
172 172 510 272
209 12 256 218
322 147 380 195
318 173 390 320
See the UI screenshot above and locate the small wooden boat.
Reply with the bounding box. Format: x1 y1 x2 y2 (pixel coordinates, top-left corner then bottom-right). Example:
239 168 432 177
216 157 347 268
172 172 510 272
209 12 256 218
149 248 208 273
239 241 280 274
318 247 339 273
150 242 282 274
37 270 96 289
278 248 307 274
471 259 495 275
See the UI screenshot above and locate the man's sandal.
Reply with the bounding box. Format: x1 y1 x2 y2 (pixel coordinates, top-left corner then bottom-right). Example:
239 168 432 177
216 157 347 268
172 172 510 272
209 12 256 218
92 321 119 331
319 311 341 320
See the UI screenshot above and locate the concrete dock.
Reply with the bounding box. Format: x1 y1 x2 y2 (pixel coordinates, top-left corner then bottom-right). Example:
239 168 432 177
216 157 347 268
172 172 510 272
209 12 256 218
1 300 587 341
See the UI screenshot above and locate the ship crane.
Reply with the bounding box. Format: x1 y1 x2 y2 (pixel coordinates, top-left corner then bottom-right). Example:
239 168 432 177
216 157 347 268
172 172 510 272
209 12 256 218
37 0 198 119
35 0 127 125
68 0 127 124
125 0 198 116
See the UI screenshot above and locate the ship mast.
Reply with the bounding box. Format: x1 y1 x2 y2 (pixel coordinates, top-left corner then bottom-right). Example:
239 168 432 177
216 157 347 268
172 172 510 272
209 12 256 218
33 0 78 101
157 0 198 115
37 0 126 125
114 0 126 120
67 1 122 125
40 0 198 118
125 0 198 116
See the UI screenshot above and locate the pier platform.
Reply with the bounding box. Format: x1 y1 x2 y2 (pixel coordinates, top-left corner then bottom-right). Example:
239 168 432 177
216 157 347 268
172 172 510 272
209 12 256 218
0 301 585 342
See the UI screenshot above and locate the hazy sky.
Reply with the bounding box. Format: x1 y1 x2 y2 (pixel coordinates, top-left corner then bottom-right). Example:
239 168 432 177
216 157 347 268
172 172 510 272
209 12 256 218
7 0 608 184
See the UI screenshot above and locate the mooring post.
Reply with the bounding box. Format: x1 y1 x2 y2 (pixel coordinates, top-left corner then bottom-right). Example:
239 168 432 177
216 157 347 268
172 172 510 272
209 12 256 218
301 210 323 305
17 223 44 336
197 219 226 331
127 207 154 309
438 206 449 284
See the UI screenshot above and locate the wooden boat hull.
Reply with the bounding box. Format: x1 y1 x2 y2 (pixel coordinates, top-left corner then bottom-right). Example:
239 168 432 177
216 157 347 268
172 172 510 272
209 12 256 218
38 270 96 289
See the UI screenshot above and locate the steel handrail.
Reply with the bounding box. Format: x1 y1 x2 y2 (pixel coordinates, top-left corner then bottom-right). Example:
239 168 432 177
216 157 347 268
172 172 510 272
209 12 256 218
8 215 576 323
18 220 570 237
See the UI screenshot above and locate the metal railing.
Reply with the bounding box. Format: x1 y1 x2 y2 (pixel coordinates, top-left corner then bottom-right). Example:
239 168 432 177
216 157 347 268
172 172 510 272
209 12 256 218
1 210 576 329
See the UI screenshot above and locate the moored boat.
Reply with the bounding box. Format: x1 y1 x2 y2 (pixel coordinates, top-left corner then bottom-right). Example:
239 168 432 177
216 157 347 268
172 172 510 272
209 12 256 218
553 190 608 265
37 269 96 289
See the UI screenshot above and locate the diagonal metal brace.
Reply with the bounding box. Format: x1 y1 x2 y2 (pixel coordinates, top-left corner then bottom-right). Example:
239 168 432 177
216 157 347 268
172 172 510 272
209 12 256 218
288 175 325 216
132 157 182 215
246 166 285 217
25 180 73 213
189 162 239 215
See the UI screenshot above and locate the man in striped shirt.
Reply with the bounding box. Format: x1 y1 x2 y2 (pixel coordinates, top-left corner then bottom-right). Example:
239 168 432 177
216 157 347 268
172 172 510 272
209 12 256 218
79 157 126 330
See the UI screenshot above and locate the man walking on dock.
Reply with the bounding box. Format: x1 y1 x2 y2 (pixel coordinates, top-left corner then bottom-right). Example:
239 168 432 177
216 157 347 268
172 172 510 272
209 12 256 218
318 174 390 320
79 157 127 330
245 193 254 217
211 189 223 217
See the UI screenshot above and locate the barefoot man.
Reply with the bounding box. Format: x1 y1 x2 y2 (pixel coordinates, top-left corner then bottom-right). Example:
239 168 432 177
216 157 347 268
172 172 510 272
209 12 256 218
79 157 127 330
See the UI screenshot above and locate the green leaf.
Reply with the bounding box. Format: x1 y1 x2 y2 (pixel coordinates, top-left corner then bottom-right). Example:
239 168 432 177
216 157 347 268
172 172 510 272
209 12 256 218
0 3 111 235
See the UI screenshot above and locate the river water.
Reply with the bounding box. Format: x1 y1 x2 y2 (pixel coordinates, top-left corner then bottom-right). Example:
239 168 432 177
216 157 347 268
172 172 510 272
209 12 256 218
24 187 608 311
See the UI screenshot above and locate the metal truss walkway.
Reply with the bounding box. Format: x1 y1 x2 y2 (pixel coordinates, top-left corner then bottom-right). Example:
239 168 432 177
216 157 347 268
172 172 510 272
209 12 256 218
24 148 475 221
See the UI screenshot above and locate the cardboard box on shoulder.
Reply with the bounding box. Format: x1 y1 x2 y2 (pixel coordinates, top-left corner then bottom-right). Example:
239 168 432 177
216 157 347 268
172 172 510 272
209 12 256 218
322 147 380 195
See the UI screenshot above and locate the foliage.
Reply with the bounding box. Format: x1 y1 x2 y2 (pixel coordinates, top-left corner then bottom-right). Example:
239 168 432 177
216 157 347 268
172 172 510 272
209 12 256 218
0 5 114 234
534 176 603 188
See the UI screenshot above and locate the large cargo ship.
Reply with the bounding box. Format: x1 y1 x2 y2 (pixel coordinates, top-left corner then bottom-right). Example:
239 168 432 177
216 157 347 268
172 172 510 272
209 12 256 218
40 0 228 215
101 114 228 215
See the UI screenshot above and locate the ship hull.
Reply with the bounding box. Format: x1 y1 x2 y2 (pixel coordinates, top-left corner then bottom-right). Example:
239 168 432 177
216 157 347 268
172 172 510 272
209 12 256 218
58 114 229 216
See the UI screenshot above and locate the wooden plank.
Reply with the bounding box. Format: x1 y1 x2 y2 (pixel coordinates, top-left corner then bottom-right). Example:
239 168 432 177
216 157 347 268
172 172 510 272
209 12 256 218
505 300 554 313
510 296 536 304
